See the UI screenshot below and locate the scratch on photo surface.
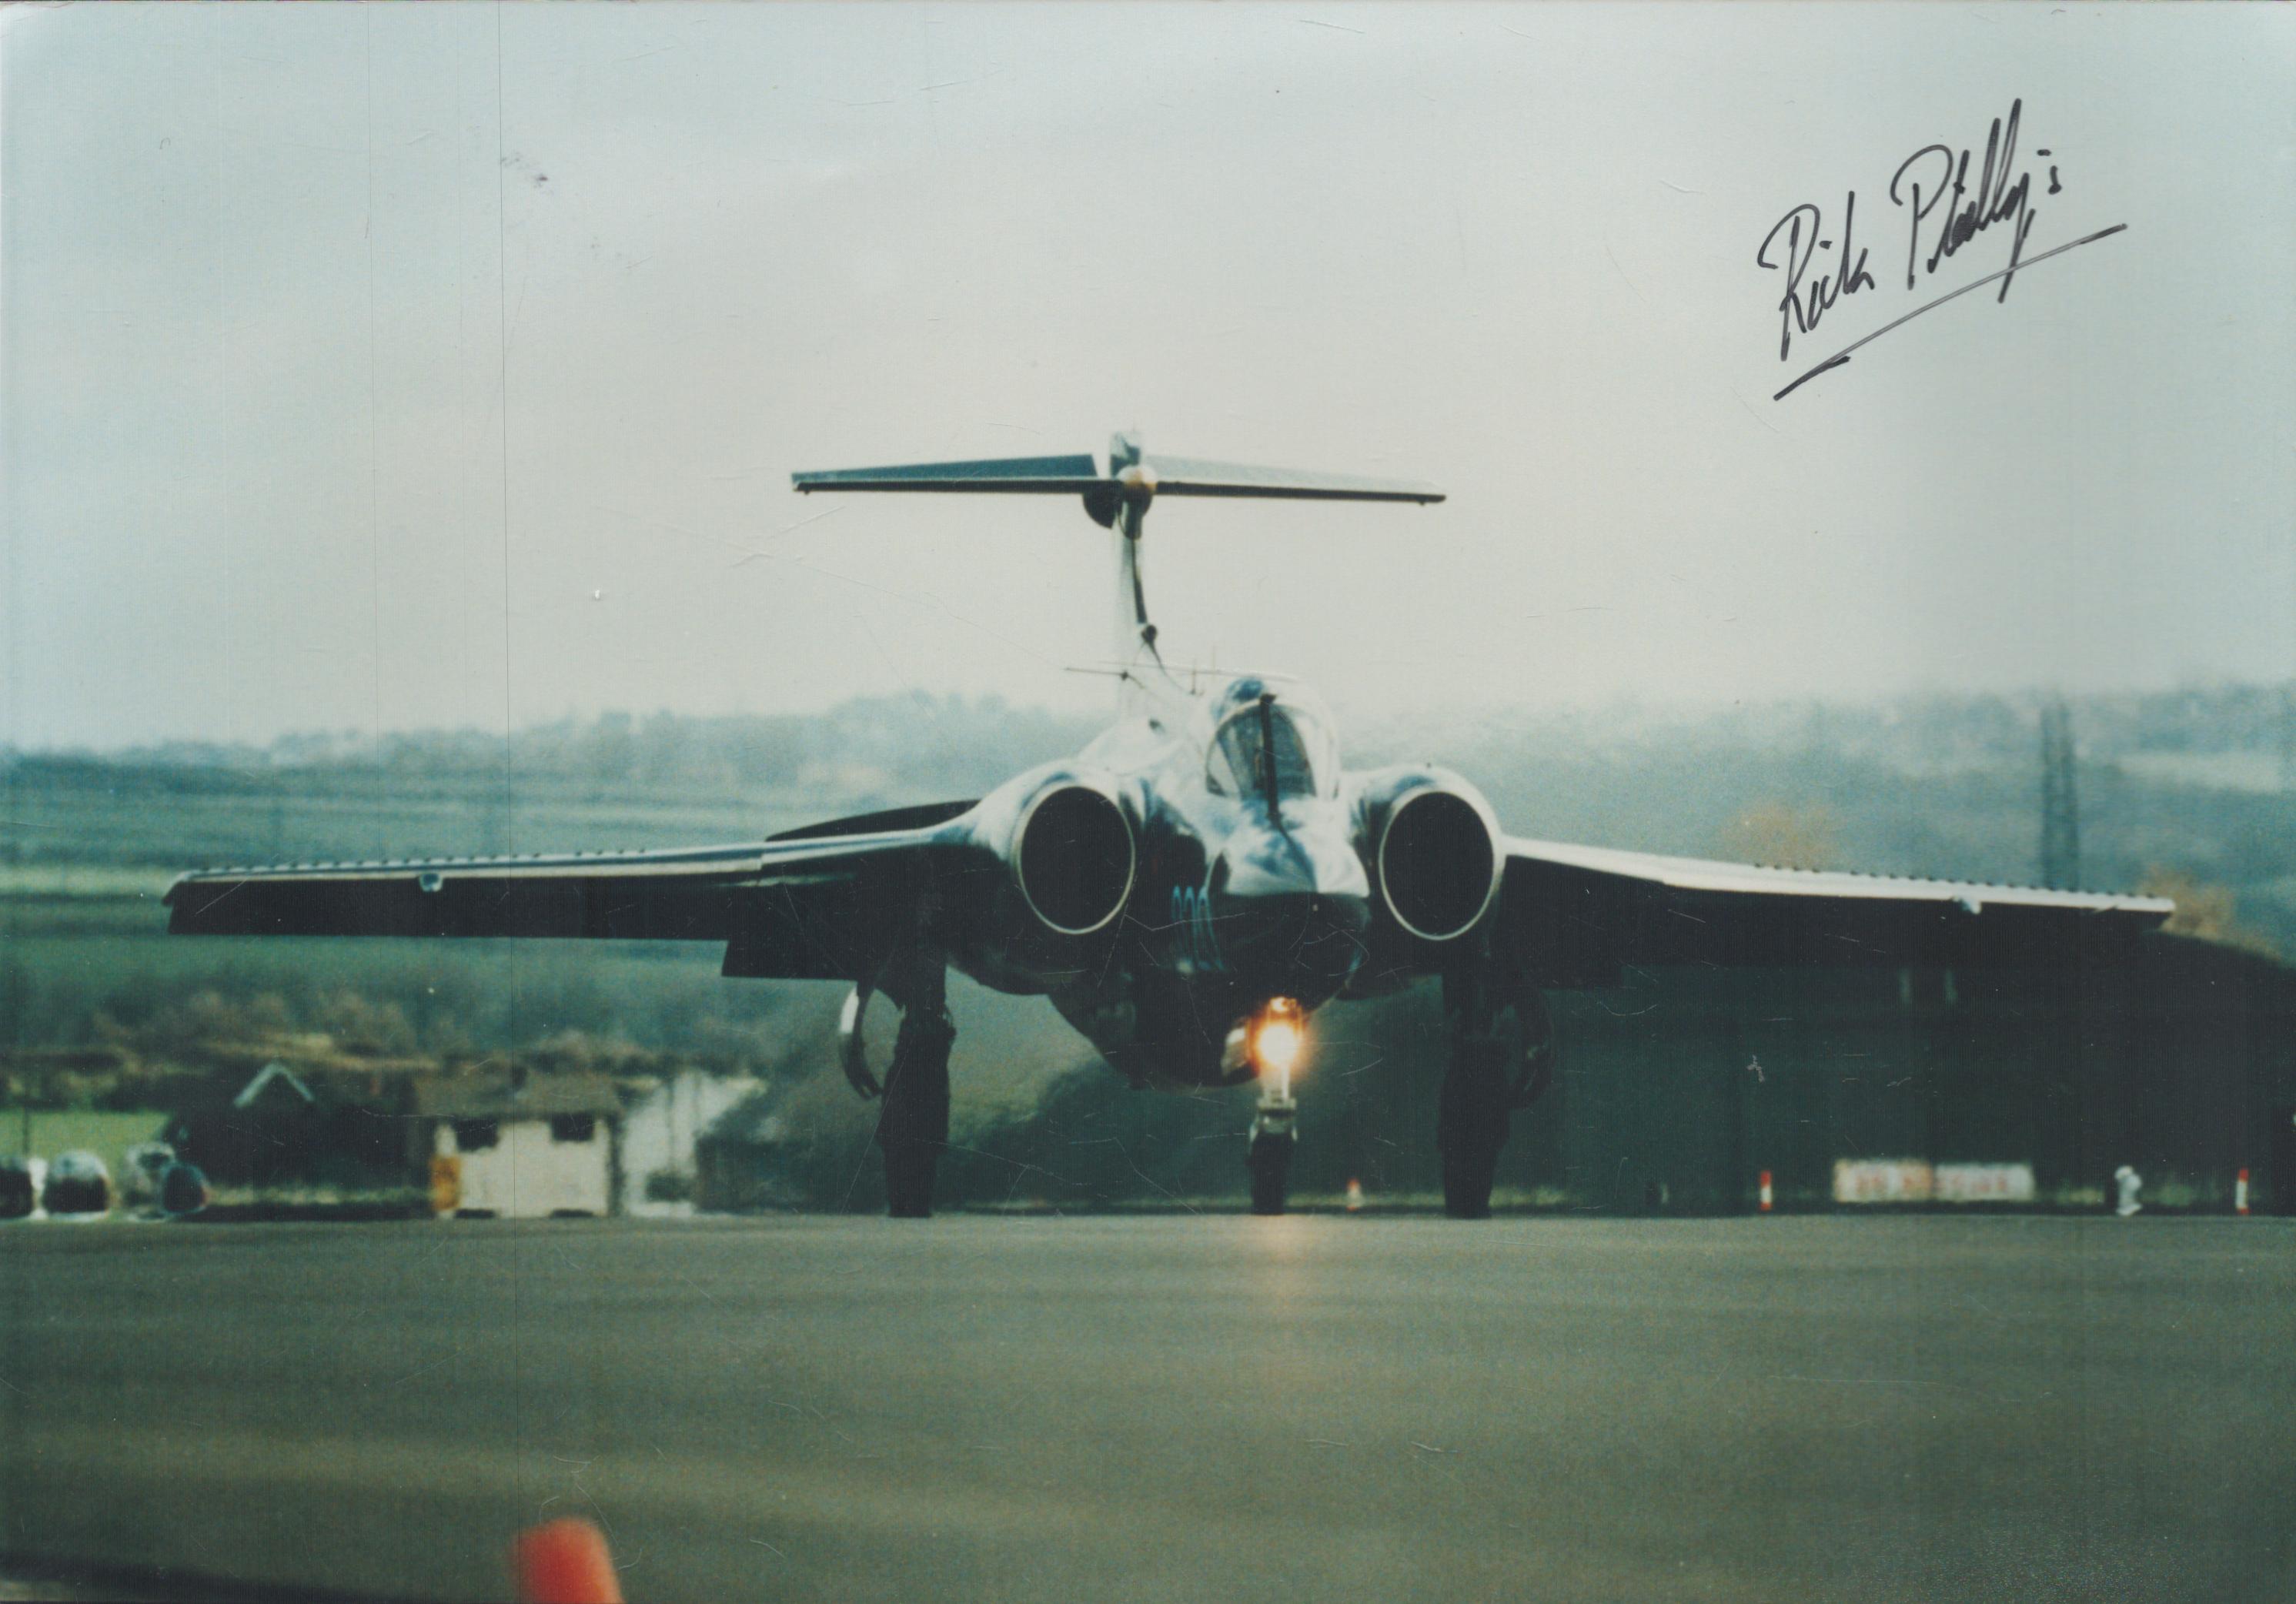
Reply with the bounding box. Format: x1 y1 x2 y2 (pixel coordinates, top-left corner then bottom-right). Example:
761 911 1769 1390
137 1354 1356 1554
581 1487 618 1539
389 1349 460 1388
1122 1145 1199 1214
1603 240 1647 306
1733 389 1785 436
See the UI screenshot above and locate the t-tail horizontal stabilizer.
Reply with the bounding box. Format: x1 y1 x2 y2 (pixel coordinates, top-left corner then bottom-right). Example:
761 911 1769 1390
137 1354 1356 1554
791 454 1105 496
793 433 1444 527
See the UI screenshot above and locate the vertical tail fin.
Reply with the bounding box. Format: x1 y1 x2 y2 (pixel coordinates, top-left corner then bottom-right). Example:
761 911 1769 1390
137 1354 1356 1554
793 435 1443 698
1103 433 1154 672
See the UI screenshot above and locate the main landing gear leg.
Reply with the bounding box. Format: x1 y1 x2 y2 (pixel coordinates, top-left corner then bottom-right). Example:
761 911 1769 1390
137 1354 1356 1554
862 954 954 1220
1438 946 1554 1221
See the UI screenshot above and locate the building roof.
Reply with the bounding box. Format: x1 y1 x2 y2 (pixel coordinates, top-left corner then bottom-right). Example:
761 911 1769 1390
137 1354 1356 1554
411 1069 623 1121
233 1061 316 1110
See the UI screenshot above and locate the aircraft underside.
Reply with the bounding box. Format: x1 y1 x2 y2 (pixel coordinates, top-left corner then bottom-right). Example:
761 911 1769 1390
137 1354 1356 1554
850 905 1557 1219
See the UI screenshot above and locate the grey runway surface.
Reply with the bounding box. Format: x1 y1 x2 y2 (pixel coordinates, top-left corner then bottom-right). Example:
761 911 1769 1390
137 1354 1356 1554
2 1215 2292 1603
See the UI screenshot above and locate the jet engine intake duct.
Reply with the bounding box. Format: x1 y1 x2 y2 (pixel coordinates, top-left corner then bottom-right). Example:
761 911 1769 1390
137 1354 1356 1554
1379 787 1500 942
1014 783 1136 937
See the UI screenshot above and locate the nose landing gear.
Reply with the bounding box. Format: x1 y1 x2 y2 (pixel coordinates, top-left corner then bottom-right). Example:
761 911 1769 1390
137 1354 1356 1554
1232 1001 1304 1215
1246 1104 1297 1216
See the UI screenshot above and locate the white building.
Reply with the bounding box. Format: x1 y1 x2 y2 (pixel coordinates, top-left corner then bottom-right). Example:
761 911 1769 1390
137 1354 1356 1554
416 1070 623 1219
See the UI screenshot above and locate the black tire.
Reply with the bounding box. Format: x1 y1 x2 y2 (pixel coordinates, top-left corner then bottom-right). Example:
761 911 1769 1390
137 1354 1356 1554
42 1176 111 1218
878 1084 947 1219
1246 1134 1293 1217
883 1134 939 1219
877 1010 953 1219
159 1163 209 1218
1438 1059 1512 1220
0 1164 32 1221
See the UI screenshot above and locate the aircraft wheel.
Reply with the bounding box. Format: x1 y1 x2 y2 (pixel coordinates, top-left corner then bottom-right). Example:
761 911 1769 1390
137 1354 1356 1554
1246 1133 1293 1216
882 1131 940 1219
1438 1060 1512 1220
877 1007 953 1220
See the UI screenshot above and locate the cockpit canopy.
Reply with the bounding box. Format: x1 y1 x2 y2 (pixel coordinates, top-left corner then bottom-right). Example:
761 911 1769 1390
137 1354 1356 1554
1211 705 1316 801
1201 677 1339 804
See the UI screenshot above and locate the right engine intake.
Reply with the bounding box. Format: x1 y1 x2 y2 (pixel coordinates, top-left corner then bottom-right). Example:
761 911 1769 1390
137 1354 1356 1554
1366 777 1502 944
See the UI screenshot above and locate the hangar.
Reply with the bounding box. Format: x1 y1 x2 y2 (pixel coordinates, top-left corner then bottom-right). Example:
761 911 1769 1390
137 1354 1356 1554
1325 931 2296 1215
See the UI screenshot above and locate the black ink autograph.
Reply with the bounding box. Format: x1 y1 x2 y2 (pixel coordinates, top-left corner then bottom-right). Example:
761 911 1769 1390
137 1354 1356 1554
1756 99 2126 400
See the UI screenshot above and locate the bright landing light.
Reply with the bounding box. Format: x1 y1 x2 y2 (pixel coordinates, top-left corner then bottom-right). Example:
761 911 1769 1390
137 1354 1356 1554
1252 1003 1304 1074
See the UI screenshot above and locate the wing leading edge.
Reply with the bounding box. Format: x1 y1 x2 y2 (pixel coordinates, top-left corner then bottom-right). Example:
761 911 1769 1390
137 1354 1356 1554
165 809 991 983
1496 837 2174 987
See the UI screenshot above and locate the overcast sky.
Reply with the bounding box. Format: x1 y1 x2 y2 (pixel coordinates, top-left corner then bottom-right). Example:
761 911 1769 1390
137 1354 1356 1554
5 2 2291 750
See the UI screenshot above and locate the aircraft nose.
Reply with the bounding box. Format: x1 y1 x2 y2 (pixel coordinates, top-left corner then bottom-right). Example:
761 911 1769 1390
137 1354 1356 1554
1215 824 1370 903
1209 826 1373 1002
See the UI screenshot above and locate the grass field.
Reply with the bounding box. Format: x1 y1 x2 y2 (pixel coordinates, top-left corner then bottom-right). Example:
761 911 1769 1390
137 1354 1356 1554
0 1109 172 1178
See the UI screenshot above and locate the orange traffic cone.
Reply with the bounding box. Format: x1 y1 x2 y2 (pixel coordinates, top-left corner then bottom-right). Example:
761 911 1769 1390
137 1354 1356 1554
1345 1178 1364 1212
512 1519 623 1604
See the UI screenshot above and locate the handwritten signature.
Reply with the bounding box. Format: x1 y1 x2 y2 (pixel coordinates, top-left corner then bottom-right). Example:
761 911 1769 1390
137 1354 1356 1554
1756 100 2124 400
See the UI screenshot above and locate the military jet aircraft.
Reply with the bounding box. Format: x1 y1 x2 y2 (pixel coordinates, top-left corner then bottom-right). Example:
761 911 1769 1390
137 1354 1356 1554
166 434 2174 1218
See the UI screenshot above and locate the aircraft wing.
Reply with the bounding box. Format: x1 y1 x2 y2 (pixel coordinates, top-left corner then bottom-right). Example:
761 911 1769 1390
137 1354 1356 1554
1495 836 2175 987
164 801 991 983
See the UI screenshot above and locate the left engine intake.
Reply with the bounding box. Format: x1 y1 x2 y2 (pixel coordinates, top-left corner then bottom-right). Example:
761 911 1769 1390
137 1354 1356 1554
1011 780 1137 937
